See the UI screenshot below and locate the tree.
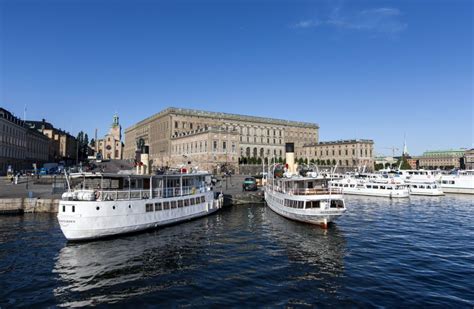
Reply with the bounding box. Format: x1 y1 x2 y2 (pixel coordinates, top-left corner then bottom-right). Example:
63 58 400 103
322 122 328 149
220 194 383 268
374 163 384 171
257 157 262 164
316 159 320 165
304 158 308 164
326 159 331 165
397 157 412 170
332 159 337 166
76 131 90 162
297 158 304 165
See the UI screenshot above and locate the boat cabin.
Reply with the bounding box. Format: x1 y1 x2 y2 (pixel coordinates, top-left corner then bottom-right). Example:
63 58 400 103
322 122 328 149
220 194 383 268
64 172 211 201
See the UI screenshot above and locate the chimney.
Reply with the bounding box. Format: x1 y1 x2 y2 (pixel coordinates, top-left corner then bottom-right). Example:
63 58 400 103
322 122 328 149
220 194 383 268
285 143 295 174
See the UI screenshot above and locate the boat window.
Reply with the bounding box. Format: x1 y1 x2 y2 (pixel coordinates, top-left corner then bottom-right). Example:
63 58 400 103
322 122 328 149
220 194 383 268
343 184 348 187
171 201 177 208
366 185 372 189
178 200 184 208
298 201 304 208
163 202 170 210
201 196 206 203
195 197 200 204
155 202 162 211
72 206 75 213
62 205 65 212
380 186 385 190
308 201 320 208
350 184 355 188
146 203 154 212
413 185 417 188
419 185 425 189
373 186 379 189
184 199 190 207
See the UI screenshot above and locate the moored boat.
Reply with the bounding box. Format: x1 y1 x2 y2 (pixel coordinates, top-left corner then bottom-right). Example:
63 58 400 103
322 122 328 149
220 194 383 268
264 143 346 228
439 170 474 194
57 171 223 241
329 178 409 198
405 180 444 196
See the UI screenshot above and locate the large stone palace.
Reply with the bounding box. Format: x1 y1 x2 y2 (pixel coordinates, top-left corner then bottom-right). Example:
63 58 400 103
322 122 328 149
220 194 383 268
124 107 319 172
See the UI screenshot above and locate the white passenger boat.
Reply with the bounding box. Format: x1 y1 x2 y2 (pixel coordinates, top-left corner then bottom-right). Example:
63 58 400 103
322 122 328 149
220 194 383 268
405 180 444 196
329 178 409 198
395 169 442 182
57 172 223 241
439 170 474 194
264 143 346 228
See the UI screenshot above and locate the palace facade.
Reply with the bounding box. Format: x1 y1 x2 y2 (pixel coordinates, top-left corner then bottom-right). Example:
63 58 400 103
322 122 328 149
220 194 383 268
124 107 319 170
301 139 375 170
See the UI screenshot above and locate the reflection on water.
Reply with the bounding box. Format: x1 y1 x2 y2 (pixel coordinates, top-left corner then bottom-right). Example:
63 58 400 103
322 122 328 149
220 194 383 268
53 216 220 307
262 208 346 285
52 205 348 307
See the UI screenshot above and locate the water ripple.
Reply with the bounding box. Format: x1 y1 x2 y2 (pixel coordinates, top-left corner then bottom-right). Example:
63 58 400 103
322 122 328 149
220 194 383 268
0 194 473 307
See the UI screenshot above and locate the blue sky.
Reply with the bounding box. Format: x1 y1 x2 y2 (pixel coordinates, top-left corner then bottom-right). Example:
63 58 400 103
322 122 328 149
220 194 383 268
1 0 472 156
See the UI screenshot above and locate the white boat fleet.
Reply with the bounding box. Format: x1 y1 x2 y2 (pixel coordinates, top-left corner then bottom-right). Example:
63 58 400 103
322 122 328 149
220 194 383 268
57 171 223 241
328 169 474 197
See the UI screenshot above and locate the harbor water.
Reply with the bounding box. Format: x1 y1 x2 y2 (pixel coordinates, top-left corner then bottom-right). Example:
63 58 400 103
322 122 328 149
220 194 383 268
0 195 473 307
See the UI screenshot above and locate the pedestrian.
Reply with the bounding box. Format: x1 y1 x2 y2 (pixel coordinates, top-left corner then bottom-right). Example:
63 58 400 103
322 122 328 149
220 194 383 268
14 173 19 185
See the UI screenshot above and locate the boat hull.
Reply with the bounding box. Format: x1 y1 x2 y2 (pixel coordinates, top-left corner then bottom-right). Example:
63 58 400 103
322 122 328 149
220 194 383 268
265 190 346 225
57 192 221 241
409 189 444 196
340 189 409 198
440 187 474 194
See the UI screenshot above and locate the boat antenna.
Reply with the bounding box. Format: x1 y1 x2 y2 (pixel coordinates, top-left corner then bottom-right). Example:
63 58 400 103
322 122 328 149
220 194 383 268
64 169 71 192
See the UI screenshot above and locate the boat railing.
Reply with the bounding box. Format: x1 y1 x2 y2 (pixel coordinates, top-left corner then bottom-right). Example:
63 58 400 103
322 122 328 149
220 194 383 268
270 187 342 195
74 185 208 201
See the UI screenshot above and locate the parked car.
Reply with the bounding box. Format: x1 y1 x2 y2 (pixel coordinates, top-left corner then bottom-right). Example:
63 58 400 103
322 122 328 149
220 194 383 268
243 177 258 191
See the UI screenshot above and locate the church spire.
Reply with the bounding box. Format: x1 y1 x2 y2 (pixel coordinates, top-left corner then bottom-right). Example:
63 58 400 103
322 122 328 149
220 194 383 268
112 113 119 127
403 134 408 156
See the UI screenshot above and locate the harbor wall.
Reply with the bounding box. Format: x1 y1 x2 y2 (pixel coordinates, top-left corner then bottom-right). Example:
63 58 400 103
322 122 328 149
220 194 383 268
0 198 60 214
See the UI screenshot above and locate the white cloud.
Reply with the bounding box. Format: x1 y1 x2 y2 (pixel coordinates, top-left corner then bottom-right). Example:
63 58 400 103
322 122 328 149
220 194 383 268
291 6 407 35
291 20 321 29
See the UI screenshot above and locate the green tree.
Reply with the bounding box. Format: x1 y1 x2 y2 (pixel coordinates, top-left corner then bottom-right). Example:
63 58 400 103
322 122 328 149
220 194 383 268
76 131 90 162
304 158 308 164
257 157 262 164
374 163 384 171
332 159 337 165
397 157 412 170
309 159 315 164
326 159 331 165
